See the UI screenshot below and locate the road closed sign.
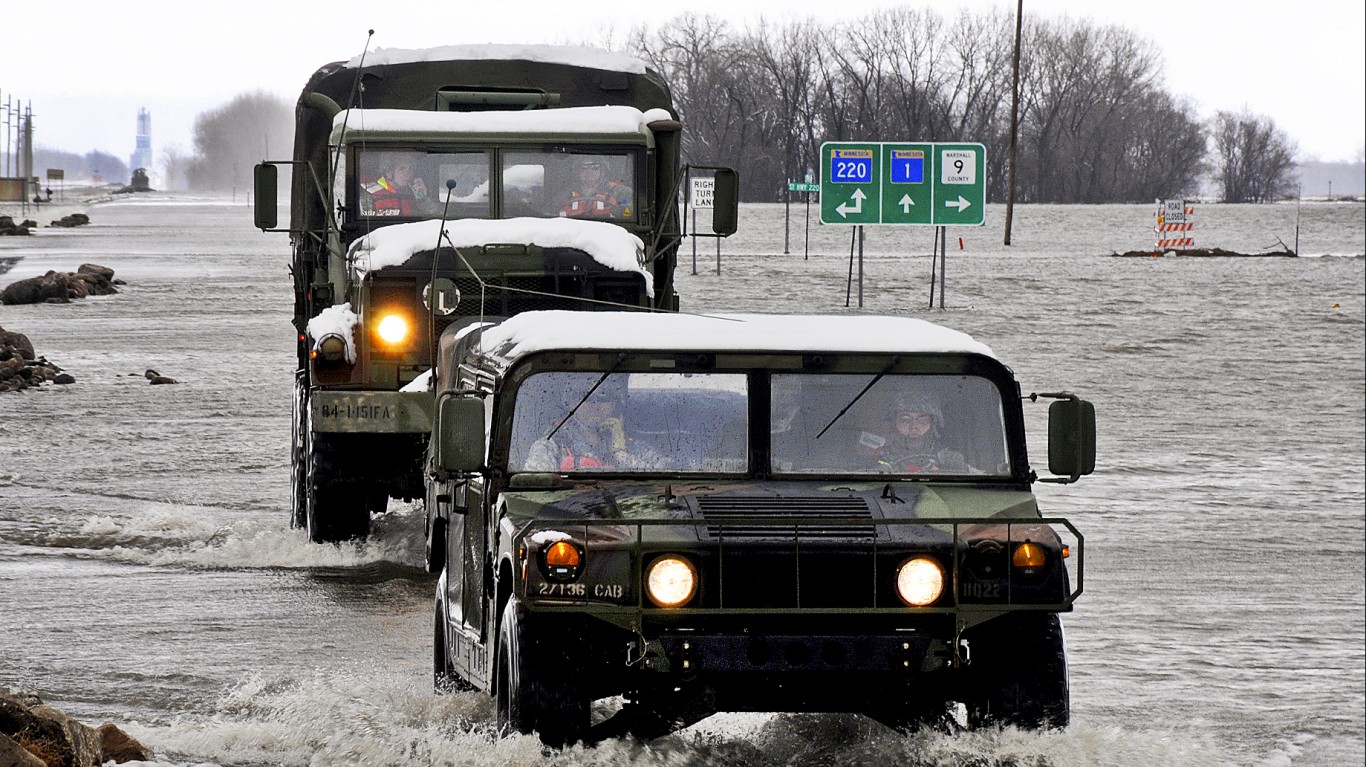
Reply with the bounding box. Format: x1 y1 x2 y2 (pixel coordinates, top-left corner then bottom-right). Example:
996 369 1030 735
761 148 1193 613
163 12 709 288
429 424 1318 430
691 177 715 209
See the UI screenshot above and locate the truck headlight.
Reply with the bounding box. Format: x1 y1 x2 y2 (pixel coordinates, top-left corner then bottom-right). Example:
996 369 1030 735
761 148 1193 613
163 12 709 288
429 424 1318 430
375 313 409 345
895 556 944 606
645 555 697 608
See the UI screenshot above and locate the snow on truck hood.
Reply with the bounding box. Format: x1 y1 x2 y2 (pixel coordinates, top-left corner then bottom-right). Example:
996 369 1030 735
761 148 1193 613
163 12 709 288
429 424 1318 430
347 217 653 296
476 311 997 360
332 105 674 137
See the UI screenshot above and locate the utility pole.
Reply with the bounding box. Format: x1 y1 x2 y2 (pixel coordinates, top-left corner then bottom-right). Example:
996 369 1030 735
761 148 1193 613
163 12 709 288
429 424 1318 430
1003 0 1023 246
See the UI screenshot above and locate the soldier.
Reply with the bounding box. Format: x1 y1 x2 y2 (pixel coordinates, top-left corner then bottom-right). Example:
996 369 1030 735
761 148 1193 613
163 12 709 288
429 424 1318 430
863 393 971 473
361 156 433 216
557 158 633 219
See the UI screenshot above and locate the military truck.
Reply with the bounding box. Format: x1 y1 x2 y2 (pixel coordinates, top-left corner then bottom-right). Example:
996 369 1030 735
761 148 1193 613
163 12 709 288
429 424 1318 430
253 45 737 542
428 310 1094 744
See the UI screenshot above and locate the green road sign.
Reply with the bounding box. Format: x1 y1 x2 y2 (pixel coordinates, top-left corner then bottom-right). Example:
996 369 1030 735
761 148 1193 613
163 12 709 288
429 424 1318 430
819 141 985 226
787 181 820 193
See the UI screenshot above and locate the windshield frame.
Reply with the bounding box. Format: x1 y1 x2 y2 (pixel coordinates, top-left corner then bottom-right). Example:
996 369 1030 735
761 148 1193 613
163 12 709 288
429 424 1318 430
492 352 1026 483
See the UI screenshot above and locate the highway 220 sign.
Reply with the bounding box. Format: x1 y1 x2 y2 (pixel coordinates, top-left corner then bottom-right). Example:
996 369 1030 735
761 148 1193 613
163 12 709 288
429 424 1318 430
820 142 986 226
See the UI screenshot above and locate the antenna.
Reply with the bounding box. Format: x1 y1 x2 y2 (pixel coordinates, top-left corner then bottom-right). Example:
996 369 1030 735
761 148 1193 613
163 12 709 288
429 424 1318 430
330 29 376 221
429 178 458 383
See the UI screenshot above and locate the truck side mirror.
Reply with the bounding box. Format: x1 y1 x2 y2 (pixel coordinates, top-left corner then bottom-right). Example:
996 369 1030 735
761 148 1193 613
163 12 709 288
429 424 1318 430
253 163 278 230
1048 397 1096 479
434 392 486 477
711 168 739 236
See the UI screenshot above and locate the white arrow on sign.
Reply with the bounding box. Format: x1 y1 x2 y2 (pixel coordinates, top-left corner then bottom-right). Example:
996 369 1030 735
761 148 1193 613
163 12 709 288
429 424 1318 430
944 195 971 212
837 188 866 218
898 194 915 213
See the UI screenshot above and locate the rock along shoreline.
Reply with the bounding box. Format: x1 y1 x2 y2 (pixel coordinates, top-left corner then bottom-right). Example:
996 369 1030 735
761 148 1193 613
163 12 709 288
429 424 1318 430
1 688 153 766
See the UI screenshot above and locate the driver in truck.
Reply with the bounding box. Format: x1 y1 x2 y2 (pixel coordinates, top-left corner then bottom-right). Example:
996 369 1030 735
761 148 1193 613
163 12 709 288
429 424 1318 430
361 156 434 217
524 378 654 471
861 393 972 473
557 157 634 219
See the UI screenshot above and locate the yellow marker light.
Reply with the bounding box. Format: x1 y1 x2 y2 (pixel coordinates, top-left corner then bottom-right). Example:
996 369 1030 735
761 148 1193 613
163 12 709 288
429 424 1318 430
646 556 697 608
544 541 581 569
895 557 944 607
375 313 409 345
1012 541 1047 569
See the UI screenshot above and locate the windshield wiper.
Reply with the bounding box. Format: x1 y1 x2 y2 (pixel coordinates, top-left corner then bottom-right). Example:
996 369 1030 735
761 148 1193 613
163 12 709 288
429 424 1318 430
815 357 900 440
547 353 626 441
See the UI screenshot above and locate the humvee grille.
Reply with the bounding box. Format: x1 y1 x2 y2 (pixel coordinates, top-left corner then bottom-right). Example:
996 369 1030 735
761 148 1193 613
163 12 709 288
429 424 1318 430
696 496 875 540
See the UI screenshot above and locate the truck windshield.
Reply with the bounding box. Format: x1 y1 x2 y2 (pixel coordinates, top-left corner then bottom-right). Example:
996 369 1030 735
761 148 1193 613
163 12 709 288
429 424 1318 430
771 373 1011 476
503 151 638 221
357 150 489 220
509 372 747 474
354 148 639 223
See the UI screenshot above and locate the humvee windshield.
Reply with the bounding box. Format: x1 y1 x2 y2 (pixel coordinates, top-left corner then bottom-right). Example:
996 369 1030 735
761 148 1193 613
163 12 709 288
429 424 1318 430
355 148 639 223
507 371 1011 477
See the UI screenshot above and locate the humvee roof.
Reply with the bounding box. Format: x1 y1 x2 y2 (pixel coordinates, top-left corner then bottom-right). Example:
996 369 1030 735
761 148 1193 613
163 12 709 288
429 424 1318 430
345 44 649 74
471 311 997 361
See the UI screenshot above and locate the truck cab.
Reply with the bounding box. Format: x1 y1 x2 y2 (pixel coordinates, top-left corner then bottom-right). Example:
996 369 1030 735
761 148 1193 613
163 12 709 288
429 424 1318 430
428 311 1094 744
254 46 737 542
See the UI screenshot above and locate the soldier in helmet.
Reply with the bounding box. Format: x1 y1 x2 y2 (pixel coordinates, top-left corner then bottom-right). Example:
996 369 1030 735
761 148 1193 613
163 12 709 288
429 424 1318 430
523 376 657 471
557 157 634 219
862 393 971 473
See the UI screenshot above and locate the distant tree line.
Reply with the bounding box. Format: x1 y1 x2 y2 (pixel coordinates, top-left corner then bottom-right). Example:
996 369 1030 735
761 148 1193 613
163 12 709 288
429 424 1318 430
624 9 1299 203
32 148 128 188
172 10 1299 204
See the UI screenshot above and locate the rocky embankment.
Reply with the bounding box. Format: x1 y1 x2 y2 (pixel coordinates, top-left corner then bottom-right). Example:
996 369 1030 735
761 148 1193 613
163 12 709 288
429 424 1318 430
0 212 90 236
0 326 74 392
1 263 121 305
1 688 152 766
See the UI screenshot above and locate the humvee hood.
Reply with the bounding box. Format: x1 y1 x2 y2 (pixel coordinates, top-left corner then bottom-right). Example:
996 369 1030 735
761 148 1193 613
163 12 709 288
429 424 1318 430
499 482 1038 526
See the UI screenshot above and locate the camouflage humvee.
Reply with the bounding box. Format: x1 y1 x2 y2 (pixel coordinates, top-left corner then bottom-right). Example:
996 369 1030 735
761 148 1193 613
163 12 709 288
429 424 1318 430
428 311 1093 744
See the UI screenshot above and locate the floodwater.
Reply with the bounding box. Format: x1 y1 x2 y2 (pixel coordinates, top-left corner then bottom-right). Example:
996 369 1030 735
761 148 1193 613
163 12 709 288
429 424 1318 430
1 196 1363 766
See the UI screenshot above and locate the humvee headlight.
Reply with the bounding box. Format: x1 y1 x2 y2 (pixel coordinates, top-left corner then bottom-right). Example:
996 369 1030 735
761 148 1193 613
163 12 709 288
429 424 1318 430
375 313 409 345
645 555 697 608
1012 541 1047 571
895 557 944 607
315 333 348 363
538 540 583 582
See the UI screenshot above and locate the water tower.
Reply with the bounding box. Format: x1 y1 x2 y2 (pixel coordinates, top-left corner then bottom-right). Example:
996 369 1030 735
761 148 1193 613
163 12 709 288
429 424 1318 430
129 108 152 174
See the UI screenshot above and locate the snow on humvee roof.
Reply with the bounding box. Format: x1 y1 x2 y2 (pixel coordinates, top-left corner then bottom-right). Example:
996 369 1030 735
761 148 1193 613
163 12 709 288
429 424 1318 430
475 311 997 361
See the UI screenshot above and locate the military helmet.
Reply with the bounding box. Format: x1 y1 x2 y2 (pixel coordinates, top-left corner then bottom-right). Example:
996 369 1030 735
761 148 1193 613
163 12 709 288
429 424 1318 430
890 393 943 430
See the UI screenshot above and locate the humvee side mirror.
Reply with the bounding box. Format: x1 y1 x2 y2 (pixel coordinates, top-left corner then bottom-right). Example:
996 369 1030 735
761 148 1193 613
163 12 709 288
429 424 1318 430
1048 397 1096 480
434 392 486 477
253 163 278 230
711 168 739 236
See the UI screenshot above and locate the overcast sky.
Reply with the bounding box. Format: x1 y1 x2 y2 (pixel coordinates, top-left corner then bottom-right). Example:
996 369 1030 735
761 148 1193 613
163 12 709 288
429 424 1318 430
2 0 1362 166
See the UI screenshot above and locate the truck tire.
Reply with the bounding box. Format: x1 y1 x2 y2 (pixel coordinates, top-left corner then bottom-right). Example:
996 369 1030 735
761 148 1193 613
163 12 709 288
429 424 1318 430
289 377 308 530
964 612 1070 730
495 600 588 746
304 432 371 543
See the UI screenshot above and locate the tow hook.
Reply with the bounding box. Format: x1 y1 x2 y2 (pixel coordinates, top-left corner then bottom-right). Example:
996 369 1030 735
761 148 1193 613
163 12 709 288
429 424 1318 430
956 637 972 667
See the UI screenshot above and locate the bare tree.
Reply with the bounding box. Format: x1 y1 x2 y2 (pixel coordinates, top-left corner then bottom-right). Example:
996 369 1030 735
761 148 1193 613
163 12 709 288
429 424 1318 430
187 91 293 191
1212 109 1298 202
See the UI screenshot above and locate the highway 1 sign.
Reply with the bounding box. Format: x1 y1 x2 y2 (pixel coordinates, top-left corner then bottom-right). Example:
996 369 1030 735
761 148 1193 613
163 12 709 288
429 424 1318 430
820 141 986 226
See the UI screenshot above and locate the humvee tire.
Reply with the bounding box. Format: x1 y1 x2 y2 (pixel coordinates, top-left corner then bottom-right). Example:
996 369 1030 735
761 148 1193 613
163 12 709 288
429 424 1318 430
965 612 1070 729
496 600 588 746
